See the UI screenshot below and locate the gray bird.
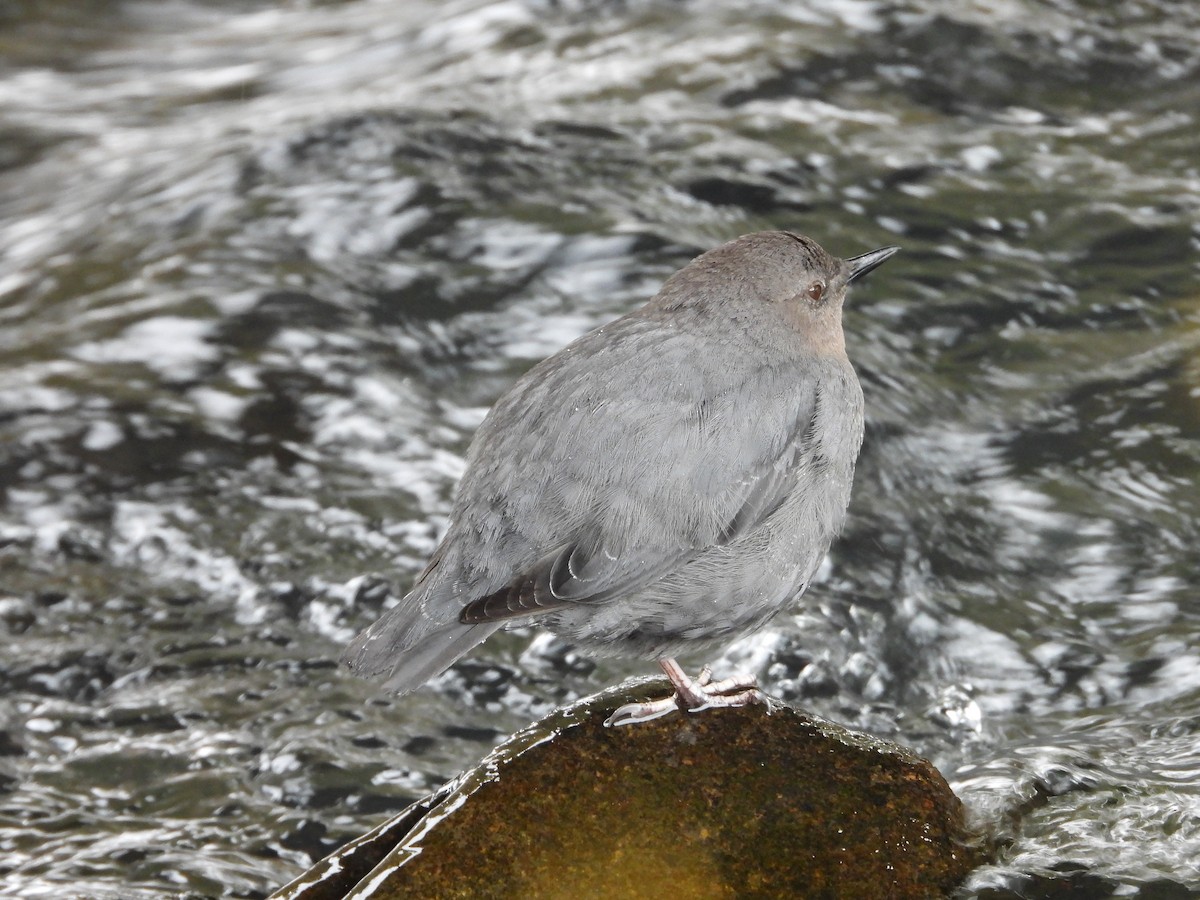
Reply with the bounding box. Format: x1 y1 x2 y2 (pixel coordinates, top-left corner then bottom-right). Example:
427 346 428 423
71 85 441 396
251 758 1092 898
342 231 897 724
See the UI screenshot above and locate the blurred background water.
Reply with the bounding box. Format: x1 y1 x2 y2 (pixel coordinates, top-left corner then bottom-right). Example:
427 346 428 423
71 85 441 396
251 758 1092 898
1 0 1199 897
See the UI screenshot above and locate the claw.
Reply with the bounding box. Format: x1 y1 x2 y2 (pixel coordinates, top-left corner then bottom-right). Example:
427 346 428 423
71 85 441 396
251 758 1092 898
604 658 764 727
604 696 681 727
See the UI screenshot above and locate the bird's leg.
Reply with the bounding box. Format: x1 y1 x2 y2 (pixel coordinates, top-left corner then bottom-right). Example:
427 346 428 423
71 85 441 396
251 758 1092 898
604 658 765 727
659 658 762 707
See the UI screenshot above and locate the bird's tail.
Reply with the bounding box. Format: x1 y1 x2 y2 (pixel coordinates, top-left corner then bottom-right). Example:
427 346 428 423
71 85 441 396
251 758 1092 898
341 593 502 694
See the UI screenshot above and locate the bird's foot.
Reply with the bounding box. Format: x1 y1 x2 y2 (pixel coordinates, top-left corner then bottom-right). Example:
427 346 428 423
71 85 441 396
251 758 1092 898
604 658 764 727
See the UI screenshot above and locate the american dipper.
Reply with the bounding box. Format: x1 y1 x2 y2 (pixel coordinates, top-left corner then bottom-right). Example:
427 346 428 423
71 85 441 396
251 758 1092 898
343 231 897 724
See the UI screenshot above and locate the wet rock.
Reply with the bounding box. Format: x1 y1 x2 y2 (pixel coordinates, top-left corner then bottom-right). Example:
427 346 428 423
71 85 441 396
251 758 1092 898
271 679 985 899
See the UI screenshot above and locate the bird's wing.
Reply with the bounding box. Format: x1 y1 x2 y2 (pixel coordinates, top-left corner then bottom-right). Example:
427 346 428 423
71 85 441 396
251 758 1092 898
454 322 819 625
458 528 691 623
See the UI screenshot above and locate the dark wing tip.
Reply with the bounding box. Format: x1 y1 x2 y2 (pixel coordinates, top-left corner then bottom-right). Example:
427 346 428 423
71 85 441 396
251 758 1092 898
458 543 585 624
458 575 561 624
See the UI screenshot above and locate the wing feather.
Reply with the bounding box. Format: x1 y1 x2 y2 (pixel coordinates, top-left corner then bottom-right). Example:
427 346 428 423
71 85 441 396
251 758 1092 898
456 372 819 625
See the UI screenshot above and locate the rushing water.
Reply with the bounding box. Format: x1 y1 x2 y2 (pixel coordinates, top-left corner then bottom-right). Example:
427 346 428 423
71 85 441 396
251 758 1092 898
1 0 1199 897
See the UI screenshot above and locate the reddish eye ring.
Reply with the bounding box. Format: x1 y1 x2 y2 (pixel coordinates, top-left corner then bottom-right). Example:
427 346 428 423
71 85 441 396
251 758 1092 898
807 281 825 302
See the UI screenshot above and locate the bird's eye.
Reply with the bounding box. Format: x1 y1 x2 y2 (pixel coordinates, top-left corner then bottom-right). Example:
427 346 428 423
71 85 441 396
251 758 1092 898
806 281 825 302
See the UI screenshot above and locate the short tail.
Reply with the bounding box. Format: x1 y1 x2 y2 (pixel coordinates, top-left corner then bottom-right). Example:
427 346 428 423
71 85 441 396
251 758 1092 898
341 596 502 694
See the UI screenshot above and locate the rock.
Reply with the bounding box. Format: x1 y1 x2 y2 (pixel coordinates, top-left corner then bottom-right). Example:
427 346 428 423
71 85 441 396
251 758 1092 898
271 679 985 899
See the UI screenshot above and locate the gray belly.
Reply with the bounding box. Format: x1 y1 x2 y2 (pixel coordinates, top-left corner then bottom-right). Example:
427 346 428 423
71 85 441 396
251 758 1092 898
543 456 853 659
542 362 864 660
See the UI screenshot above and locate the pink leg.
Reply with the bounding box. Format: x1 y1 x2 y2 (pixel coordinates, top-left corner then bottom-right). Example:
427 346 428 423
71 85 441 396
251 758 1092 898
604 658 764 727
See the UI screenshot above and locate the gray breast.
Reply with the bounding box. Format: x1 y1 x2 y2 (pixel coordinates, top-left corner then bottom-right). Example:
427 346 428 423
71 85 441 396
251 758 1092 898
544 356 865 660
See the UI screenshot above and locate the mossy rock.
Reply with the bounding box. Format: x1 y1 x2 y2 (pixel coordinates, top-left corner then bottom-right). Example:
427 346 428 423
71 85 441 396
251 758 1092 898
273 680 985 899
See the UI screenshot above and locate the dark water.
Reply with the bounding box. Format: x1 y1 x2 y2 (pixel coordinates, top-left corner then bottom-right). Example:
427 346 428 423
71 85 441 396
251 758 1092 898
2 1 1199 897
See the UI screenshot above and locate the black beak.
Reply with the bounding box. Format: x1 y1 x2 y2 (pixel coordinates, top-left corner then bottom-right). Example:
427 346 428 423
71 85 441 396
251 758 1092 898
846 246 900 282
